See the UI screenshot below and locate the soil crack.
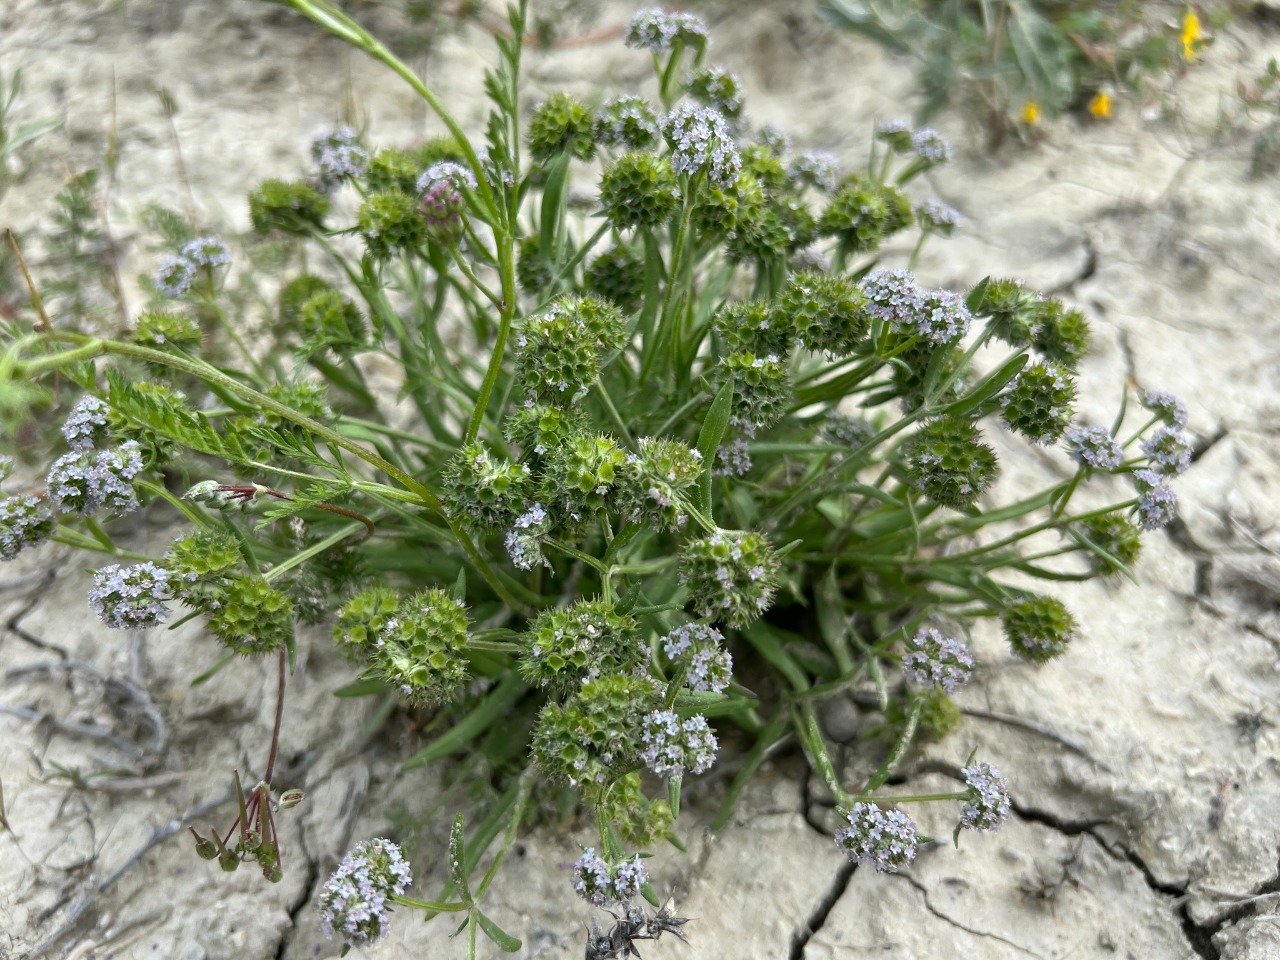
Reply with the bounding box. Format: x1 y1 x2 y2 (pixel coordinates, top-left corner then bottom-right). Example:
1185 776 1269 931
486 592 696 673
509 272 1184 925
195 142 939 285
787 860 855 960
901 874 1044 957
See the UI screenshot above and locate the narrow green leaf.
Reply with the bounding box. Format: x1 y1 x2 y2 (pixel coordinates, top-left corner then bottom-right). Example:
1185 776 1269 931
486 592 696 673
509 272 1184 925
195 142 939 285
864 698 923 793
190 653 235 687
449 815 472 902
475 910 522 952
940 353 1028 419
694 379 734 514
965 276 991 315
402 673 525 769
333 676 389 698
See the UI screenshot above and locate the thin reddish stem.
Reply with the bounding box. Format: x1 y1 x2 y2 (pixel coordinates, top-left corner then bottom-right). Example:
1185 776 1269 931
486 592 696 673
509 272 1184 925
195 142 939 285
263 648 287 784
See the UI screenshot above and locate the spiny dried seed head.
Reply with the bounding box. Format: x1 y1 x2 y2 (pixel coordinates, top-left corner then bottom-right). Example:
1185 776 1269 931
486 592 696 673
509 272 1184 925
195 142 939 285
779 271 871 358
599 151 681 230
529 93 596 163
999 361 1077 445
518 598 641 695
373 588 470 705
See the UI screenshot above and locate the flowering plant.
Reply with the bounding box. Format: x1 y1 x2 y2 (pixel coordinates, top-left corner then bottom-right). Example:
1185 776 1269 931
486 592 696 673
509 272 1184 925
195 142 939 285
0 2 1190 955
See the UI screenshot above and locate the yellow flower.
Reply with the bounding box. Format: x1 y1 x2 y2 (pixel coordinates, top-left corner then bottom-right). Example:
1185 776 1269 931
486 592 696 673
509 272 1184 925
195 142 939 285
1020 101 1041 125
1181 10 1201 61
1087 91 1112 119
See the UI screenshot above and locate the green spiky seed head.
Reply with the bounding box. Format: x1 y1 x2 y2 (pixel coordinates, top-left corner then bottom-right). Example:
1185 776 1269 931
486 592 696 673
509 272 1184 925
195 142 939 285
529 93 596 163
333 585 400 662
594 96 660 150
516 235 553 294
515 296 624 404
505 402 590 461
374 588 470 705
1000 362 1077 445
531 674 660 790
889 687 961 742
779 271 870 358
713 299 790 357
680 530 780 627
262 382 334 424
442 442 532 531
519 599 642 696
1002 595 1078 663
692 170 764 240
1030 299 1091 370
724 200 796 264
277 275 334 333
617 437 704 531
166 530 241 595
358 190 425 261
248 179 329 235
599 152 680 230
686 66 745 122
207 575 295 656
132 311 202 352
364 147 422 194
1077 513 1142 577
721 352 791 433
739 143 790 194
599 772 675 848
972 278 1038 347
903 416 999 509
541 433 627 521
818 176 913 254
297 289 367 357
584 245 645 314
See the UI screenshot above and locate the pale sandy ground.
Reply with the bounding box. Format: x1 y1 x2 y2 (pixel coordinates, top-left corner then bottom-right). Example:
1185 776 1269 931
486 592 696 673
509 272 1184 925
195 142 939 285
1 1 1279 958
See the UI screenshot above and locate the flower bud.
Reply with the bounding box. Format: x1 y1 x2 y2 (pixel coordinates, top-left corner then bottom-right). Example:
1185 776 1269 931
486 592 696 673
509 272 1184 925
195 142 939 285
1029 298 1091 370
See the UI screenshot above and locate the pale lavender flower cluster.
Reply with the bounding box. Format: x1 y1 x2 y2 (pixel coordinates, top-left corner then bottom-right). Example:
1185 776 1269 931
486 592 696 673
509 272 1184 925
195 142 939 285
1138 388 1188 428
915 197 961 235
875 118 913 151
154 236 230 298
154 256 196 298
311 125 370 192
834 802 918 872
46 441 144 516
88 562 173 629
505 502 551 571
595 95 660 149
911 127 952 163
822 412 876 449
790 247 831 273
639 710 718 778
662 622 733 693
1141 426 1192 476
902 627 973 692
659 104 741 188
1130 468 1177 530
861 268 925 326
959 761 1011 832
0 495 54 560
61 395 110 453
572 849 647 906
914 289 972 344
1064 424 1123 470
624 9 707 51
713 437 752 477
788 151 839 192
182 236 232 267
755 124 791 154
319 838 412 948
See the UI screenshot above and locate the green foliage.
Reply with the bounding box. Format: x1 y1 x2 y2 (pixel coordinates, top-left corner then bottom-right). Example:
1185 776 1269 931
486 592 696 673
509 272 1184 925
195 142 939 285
819 0 1210 145
1 3 1193 955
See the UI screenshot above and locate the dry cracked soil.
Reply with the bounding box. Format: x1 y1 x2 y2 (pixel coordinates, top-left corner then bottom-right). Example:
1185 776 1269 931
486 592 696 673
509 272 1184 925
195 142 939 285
1 1 1280 958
